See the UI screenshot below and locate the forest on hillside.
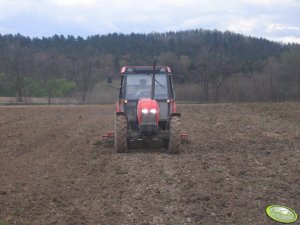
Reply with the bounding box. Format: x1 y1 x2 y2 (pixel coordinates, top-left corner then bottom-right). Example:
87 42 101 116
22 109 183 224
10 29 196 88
0 29 299 103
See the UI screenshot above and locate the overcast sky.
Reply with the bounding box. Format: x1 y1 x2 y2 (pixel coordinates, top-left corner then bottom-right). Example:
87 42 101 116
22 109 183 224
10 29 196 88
0 0 299 43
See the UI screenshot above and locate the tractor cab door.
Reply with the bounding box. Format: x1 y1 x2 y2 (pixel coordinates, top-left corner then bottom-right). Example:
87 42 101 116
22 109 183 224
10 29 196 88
118 75 126 99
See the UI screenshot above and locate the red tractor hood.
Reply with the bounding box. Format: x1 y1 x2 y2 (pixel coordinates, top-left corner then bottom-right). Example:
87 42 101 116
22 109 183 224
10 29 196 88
137 98 160 124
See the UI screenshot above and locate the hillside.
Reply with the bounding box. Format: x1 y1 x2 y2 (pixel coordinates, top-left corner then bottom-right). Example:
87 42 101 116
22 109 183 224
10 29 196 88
0 29 299 102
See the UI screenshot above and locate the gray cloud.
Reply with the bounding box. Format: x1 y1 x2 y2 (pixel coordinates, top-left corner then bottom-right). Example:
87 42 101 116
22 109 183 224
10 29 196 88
0 0 299 43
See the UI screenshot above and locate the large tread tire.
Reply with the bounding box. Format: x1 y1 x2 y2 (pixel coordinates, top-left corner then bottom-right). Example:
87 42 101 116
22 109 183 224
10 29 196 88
115 114 128 153
167 116 181 154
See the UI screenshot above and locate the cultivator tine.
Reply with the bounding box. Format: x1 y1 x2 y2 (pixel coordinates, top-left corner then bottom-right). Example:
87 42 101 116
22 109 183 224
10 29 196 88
102 131 115 147
180 132 189 144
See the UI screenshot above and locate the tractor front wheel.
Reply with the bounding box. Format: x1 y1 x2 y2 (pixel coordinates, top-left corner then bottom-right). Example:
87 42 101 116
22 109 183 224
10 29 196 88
167 116 181 154
115 114 128 153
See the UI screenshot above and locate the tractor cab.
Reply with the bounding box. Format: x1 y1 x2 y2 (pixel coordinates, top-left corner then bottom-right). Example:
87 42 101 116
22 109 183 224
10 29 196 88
120 67 173 100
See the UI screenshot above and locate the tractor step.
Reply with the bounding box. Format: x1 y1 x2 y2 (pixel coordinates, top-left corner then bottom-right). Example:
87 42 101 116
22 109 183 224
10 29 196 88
102 131 115 147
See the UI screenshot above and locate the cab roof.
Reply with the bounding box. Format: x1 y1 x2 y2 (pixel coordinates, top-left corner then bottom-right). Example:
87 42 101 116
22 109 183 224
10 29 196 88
120 66 172 75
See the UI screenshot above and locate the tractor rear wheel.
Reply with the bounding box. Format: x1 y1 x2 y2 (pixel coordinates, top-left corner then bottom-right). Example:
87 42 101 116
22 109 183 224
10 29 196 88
115 114 128 153
167 116 181 154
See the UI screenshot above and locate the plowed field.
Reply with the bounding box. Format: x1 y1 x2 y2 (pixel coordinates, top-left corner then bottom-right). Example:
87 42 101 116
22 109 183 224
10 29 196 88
0 103 299 225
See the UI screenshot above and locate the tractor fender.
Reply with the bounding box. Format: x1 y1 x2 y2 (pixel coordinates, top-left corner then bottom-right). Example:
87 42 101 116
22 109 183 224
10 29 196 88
170 113 181 117
171 101 177 113
116 112 126 116
116 100 125 113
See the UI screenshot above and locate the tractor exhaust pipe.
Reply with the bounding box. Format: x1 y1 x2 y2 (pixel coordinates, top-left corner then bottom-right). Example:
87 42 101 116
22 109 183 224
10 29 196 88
151 56 157 100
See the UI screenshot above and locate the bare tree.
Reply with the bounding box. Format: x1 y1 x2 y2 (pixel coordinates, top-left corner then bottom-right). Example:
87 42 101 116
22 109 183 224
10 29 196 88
71 57 97 102
5 43 33 102
280 47 300 101
192 50 211 102
34 49 65 104
211 55 239 103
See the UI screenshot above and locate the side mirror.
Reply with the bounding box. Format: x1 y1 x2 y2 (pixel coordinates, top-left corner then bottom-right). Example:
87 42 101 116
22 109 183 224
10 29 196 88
107 76 113 84
107 74 120 89
178 75 185 84
173 75 185 88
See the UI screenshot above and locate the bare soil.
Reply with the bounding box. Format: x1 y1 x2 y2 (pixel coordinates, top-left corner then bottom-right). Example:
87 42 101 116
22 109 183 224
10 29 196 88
0 103 299 225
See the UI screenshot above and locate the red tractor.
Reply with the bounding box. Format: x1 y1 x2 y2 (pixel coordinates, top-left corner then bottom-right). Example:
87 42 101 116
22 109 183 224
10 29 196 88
107 64 184 153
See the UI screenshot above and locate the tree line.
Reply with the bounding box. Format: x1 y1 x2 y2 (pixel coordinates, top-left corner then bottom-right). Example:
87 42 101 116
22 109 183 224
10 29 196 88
0 29 299 103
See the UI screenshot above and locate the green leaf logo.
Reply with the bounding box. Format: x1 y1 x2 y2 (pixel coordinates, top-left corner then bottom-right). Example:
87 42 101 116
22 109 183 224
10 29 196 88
266 205 298 223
